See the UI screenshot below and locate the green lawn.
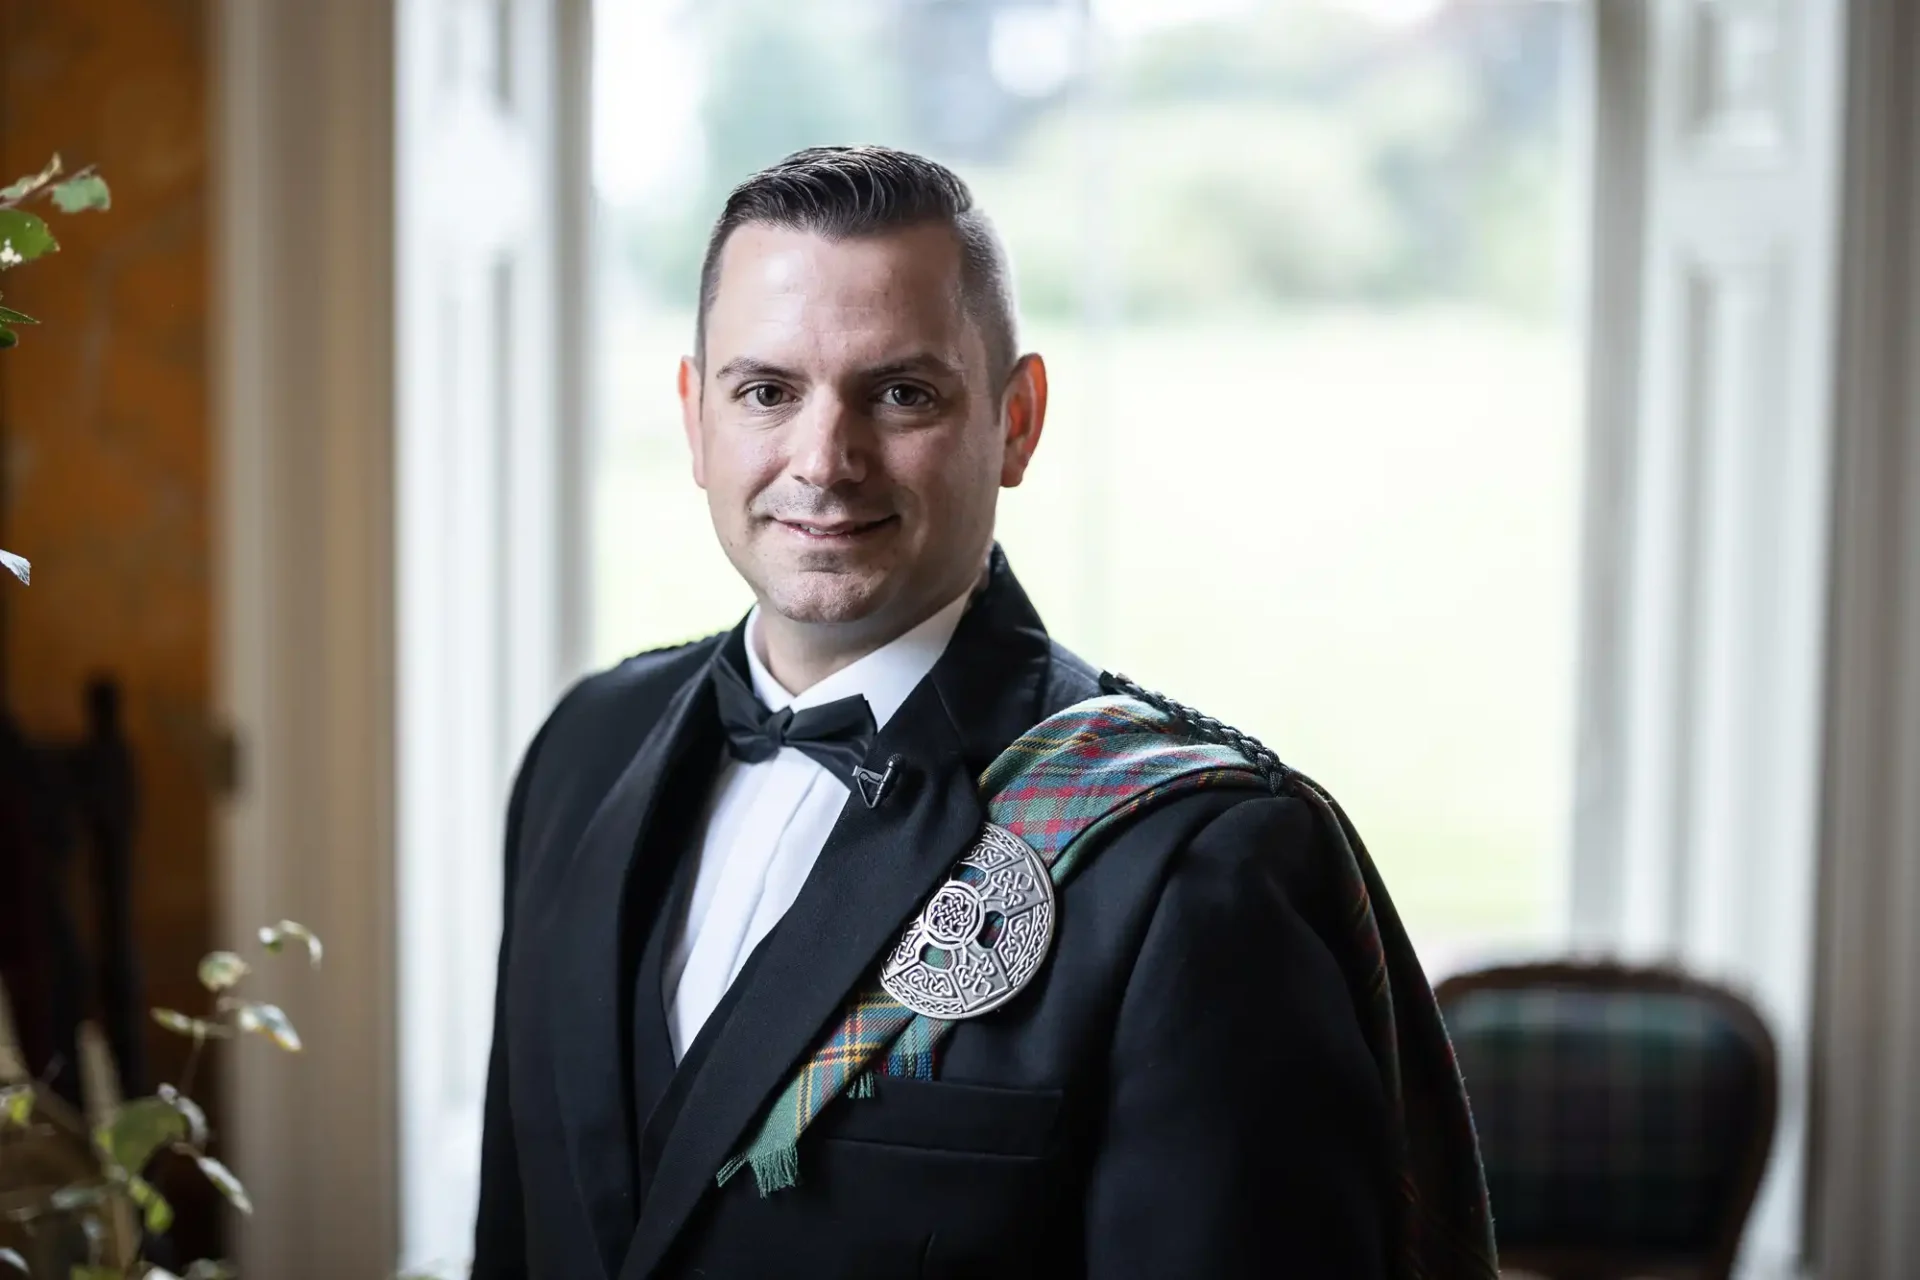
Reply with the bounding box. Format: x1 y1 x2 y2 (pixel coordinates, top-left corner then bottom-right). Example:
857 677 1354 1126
592 306 1580 957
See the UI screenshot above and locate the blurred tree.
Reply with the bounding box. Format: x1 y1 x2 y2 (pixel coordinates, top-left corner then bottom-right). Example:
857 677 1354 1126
986 100 1405 318
615 0 906 309
607 0 1573 322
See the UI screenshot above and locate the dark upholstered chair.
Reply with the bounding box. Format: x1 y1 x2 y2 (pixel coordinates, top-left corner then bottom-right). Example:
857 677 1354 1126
0 678 145 1109
1435 962 1777 1280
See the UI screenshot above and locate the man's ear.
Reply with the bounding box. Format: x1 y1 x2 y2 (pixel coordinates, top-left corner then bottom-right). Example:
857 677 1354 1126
679 355 707 489
999 353 1048 488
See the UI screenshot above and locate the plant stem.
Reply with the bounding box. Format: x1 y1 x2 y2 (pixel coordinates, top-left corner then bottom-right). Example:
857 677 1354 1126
179 1031 207 1098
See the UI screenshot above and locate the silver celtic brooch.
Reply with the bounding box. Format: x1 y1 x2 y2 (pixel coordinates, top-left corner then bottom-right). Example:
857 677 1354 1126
879 823 1056 1020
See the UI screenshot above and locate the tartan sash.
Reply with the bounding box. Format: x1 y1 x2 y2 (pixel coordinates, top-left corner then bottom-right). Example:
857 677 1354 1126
715 689 1499 1280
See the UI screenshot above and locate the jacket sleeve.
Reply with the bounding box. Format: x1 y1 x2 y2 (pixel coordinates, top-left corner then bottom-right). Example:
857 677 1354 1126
470 708 561 1279
1084 794 1393 1278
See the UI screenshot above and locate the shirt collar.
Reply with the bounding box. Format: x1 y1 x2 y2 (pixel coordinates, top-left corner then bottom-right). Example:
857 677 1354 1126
744 585 975 732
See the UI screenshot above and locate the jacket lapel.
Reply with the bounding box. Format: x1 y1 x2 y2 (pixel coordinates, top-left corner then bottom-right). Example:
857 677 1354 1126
617 550 1057 1280
545 652 722 1279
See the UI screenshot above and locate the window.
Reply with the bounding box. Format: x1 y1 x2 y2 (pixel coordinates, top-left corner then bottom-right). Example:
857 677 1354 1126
591 0 1587 964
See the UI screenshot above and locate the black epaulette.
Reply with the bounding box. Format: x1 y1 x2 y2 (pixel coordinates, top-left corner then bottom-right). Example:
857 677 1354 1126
622 632 717 665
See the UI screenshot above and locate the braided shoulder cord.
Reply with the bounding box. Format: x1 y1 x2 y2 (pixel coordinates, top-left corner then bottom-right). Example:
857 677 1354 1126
1098 671 1296 796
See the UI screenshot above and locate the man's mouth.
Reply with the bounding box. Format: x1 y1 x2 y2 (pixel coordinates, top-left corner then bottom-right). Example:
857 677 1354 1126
774 515 899 541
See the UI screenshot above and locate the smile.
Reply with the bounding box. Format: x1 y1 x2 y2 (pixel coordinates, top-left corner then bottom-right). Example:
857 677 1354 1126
775 516 898 540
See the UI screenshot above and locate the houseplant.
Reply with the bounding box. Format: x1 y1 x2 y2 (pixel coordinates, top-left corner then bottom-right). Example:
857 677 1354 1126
0 155 310 1280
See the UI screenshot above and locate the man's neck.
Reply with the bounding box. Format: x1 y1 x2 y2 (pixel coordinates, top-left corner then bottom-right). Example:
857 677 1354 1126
753 620 881 697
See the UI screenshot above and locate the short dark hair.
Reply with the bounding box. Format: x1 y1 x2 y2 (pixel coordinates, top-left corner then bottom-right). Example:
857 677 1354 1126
693 145 1019 383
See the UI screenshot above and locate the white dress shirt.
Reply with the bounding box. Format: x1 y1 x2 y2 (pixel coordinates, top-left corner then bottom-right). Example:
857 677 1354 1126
662 588 974 1061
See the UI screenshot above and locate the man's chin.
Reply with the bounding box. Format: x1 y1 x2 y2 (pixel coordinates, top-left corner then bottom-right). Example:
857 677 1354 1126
752 559 890 626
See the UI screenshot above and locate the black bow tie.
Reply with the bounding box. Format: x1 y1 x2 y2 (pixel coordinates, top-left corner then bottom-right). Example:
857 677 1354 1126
711 649 877 781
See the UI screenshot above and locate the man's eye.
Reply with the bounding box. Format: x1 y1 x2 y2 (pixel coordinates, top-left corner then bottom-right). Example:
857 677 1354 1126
743 384 789 409
880 384 933 409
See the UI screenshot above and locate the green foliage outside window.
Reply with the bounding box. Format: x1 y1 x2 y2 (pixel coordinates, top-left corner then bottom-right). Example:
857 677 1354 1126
608 2 1570 322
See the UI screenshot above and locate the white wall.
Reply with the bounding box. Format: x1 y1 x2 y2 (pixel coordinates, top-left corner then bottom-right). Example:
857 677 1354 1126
215 3 400 1276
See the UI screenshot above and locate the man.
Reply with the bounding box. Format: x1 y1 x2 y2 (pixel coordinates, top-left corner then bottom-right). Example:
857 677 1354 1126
474 146 1488 1279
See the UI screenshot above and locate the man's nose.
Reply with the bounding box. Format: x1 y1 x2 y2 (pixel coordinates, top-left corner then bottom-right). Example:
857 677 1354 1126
788 394 868 490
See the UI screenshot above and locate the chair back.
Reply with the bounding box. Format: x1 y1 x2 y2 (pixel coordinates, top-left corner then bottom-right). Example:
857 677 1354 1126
0 678 144 1108
1435 962 1777 1280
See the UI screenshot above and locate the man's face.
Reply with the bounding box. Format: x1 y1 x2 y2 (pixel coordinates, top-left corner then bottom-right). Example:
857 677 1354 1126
680 222 1045 642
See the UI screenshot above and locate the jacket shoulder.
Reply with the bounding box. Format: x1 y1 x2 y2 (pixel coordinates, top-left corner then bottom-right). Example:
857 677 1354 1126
1086 680 1347 956
1046 673 1328 901
1040 640 1102 716
564 632 724 722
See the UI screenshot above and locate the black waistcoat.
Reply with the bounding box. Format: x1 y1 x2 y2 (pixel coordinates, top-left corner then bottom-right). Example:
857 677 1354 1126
626 734 783 1206
623 623 875 1209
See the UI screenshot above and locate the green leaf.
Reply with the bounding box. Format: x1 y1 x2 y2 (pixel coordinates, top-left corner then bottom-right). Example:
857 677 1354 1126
191 1154 251 1215
196 950 251 993
95 1097 190 1175
0 210 57 267
217 998 302 1052
49 174 110 214
129 1173 174 1235
1 1082 34 1126
0 550 27 583
151 1008 233 1041
68 1268 120 1280
0 325 16 350
1 154 61 203
0 306 37 324
258 919 323 969
157 1084 209 1147
0 1245 25 1273
182 1263 237 1280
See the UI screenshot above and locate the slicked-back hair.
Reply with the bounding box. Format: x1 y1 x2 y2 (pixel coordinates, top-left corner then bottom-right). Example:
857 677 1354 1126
693 145 1019 386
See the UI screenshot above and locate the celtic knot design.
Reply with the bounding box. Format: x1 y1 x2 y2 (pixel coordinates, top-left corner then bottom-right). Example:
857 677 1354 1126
893 964 959 1006
997 907 1052 988
923 884 985 947
963 839 1018 872
881 823 1055 1019
949 948 1000 998
984 866 1040 908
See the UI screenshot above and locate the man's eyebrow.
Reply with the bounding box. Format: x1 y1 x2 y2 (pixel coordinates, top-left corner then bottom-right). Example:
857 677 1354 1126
862 353 961 381
712 357 802 383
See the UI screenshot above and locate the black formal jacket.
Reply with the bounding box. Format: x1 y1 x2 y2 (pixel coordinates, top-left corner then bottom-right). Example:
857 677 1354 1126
473 551 1392 1280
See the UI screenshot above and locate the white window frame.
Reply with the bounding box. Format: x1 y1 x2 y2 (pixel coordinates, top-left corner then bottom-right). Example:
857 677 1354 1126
393 0 590 1268
1568 0 1853 1274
